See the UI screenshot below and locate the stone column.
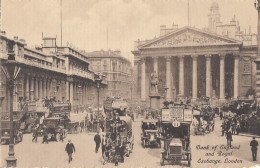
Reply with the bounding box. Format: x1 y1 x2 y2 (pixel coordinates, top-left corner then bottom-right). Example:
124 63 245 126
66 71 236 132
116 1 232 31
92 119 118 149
39 78 42 99
49 79 53 97
166 56 172 100
70 82 74 106
30 77 34 100
178 56 184 96
219 54 225 100
42 78 46 98
141 58 146 100
35 77 38 100
66 81 70 101
46 79 49 97
192 55 198 100
26 75 30 100
205 55 212 97
153 57 158 74
233 55 240 99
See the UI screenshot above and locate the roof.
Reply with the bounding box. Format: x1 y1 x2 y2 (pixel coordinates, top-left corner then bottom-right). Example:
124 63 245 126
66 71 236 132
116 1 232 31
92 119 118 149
87 50 131 64
142 119 159 123
144 130 158 133
134 26 242 50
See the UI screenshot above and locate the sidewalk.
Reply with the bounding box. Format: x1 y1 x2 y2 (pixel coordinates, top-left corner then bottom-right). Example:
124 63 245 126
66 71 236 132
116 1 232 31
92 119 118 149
216 116 260 138
237 133 260 138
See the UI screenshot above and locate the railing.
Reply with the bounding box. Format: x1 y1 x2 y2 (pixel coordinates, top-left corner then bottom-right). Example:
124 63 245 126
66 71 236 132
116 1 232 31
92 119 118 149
68 68 94 81
15 56 66 74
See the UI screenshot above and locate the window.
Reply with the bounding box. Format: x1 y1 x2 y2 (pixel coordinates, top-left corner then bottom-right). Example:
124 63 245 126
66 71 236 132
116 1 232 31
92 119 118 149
257 63 260 70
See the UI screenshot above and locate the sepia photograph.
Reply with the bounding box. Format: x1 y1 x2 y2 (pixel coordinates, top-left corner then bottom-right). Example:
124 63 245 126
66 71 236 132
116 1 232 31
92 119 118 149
0 0 260 167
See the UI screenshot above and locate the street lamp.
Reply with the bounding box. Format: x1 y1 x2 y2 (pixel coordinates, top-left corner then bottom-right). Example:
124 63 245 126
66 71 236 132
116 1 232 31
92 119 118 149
1 50 21 167
163 86 169 101
95 75 102 117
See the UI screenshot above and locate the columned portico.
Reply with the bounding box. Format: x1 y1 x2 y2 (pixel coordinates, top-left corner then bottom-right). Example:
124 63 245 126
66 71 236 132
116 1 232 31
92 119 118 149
233 55 240 98
133 27 245 103
153 57 158 74
66 81 70 101
69 82 74 106
42 78 46 98
192 55 198 100
35 77 38 100
205 55 212 97
219 54 225 100
165 56 172 100
30 76 34 100
39 78 42 99
26 75 30 100
141 58 146 101
178 56 184 96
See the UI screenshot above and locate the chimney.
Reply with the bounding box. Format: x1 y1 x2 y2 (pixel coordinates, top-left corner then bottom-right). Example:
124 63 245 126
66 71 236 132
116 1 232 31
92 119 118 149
160 25 167 36
172 22 178 31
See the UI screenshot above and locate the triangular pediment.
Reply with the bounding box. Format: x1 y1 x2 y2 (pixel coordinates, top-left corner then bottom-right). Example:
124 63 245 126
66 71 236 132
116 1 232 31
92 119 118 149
139 27 242 49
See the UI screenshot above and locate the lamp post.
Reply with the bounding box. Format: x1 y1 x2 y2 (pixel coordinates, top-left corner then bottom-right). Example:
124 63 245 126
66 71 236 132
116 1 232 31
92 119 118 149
1 51 21 167
163 86 169 101
95 75 102 116
255 0 260 56
255 0 260 102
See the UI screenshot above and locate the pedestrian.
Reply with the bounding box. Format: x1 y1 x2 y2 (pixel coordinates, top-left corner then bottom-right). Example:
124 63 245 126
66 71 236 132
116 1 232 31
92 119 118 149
250 137 258 161
42 132 48 144
65 140 76 163
101 141 106 161
60 129 64 142
114 144 120 166
94 132 101 153
32 127 38 143
226 130 232 147
236 123 240 135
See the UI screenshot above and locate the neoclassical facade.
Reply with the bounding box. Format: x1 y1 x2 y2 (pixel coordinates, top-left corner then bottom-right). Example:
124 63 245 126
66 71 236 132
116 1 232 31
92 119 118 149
132 27 257 103
0 33 107 113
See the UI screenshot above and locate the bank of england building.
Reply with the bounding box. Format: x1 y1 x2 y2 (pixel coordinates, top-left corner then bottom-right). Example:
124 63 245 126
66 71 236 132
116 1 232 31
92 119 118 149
0 33 107 113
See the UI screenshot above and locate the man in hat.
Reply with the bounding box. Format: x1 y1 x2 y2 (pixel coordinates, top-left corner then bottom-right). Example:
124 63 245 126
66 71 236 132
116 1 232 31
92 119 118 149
94 132 101 153
226 130 233 148
65 140 76 163
250 137 258 161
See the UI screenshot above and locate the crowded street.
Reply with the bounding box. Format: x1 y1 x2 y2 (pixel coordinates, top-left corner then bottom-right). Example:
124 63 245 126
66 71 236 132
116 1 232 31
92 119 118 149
1 1 260 168
0 113 259 168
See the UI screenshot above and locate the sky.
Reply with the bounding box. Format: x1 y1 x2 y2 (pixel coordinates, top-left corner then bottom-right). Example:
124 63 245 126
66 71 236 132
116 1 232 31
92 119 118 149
1 0 258 62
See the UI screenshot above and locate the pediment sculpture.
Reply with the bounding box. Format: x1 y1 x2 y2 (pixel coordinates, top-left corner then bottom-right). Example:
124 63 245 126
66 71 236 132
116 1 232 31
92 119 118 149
150 31 226 47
